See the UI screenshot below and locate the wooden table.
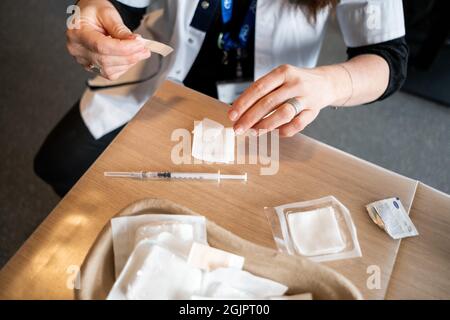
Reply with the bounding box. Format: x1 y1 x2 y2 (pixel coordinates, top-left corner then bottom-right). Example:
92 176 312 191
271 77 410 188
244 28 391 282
0 81 449 299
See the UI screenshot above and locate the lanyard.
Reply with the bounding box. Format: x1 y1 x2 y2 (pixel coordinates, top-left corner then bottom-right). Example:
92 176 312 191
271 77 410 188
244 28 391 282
218 0 256 52
221 0 233 25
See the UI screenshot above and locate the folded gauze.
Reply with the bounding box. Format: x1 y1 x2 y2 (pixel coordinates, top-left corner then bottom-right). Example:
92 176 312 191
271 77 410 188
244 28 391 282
192 118 235 163
287 207 346 256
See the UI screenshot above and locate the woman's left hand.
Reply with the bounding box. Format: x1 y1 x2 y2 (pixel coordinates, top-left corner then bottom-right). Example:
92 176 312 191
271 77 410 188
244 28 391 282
228 64 337 137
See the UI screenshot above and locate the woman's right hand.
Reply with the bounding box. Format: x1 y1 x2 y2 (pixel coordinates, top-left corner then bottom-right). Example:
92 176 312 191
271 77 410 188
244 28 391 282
66 0 151 80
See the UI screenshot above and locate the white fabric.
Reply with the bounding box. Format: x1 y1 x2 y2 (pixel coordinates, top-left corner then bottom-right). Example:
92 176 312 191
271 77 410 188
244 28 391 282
192 118 235 163
116 0 151 8
287 207 346 256
337 0 405 47
82 0 405 138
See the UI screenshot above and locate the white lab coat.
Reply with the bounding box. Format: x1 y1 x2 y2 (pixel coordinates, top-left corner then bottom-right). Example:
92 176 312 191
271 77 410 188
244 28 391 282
80 0 405 139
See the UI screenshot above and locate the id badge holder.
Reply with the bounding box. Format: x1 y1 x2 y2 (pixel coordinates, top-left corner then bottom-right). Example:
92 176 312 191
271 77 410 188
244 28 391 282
216 80 252 104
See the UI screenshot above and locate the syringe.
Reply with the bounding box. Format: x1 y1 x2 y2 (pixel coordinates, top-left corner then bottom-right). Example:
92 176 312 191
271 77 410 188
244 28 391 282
104 170 247 182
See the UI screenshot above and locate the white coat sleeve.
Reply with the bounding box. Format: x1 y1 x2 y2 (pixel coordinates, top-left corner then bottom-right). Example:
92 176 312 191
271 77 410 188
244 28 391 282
116 0 151 8
336 0 406 47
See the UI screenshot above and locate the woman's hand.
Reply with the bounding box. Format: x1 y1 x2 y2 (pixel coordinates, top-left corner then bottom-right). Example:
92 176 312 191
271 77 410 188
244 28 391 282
66 0 151 80
228 64 341 137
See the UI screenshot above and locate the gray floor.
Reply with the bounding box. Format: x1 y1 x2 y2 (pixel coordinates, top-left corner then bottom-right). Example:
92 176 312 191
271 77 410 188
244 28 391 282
0 1 449 268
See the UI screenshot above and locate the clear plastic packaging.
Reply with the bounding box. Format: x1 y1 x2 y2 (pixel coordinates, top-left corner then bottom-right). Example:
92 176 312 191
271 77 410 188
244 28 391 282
107 241 203 300
110 214 206 277
264 196 362 262
134 221 195 258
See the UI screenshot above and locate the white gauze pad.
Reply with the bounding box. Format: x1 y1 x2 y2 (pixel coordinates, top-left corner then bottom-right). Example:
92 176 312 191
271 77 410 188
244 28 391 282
192 118 235 163
287 207 345 256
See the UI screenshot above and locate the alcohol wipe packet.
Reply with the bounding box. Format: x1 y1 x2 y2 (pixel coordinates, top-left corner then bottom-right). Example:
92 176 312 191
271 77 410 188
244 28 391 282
264 196 362 262
365 197 419 240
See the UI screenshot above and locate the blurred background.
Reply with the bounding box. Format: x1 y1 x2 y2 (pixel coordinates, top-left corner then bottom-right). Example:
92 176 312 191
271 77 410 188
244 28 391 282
0 0 449 268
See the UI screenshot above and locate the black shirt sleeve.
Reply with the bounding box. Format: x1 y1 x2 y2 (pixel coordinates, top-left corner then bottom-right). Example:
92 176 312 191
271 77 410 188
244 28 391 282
347 36 409 102
109 0 147 31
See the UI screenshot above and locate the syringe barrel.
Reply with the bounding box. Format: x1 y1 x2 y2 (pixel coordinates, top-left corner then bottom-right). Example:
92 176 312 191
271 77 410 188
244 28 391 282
170 172 219 180
220 173 247 180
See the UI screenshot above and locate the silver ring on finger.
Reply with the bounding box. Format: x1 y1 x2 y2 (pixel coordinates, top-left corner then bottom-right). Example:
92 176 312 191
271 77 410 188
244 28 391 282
88 63 102 74
285 97 303 116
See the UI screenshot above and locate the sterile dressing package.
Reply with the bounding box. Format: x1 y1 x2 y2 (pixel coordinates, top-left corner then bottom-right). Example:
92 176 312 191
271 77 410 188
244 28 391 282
265 196 362 262
108 214 290 300
108 241 203 300
192 118 235 163
187 242 245 271
201 268 288 299
111 214 206 277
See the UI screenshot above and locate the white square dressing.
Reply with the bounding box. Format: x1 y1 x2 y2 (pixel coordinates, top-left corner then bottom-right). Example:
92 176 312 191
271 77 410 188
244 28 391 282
187 242 245 271
109 214 290 300
134 222 195 257
192 118 235 163
135 222 194 243
201 268 288 299
111 214 206 278
287 207 345 256
108 240 287 300
107 242 203 300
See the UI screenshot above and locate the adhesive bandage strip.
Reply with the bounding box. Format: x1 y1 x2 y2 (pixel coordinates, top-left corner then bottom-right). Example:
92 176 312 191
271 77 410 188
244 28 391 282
139 38 174 57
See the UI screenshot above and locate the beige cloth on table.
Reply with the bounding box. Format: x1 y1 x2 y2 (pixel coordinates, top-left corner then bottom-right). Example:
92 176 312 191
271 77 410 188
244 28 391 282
76 198 363 300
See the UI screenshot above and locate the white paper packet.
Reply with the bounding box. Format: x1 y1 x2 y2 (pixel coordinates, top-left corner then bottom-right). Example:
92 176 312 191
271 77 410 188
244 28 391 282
264 196 362 262
192 118 235 163
201 268 288 299
107 241 203 300
134 222 195 258
108 242 287 300
111 214 206 278
109 213 288 300
187 242 245 271
366 197 419 239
